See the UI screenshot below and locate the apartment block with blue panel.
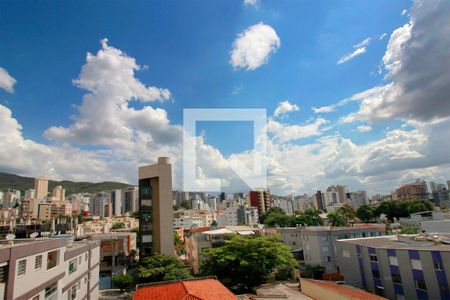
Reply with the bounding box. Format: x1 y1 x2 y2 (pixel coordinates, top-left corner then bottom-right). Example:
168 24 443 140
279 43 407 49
335 235 450 300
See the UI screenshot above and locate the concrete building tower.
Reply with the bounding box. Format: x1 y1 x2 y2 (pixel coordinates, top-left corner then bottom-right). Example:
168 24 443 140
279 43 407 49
34 176 49 200
52 185 66 202
138 157 175 259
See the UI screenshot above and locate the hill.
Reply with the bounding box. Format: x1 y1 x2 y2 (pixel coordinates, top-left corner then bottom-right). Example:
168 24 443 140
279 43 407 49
0 172 134 195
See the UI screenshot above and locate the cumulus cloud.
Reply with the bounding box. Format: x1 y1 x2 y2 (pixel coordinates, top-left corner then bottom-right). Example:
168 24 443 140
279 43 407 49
267 117 329 143
342 0 450 123
0 67 17 93
274 100 300 118
230 23 280 70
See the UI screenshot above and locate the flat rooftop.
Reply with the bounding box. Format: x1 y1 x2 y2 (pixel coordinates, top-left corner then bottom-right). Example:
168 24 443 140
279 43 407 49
339 235 450 251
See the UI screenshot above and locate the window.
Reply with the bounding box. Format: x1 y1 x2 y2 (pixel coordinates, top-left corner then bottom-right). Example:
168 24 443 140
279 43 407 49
392 274 402 284
142 235 152 243
434 262 443 270
322 246 329 252
370 254 378 262
69 258 77 274
84 275 88 284
68 285 76 300
17 259 26 276
35 255 42 270
47 251 58 270
78 256 82 265
45 282 58 299
77 281 81 290
342 250 351 258
324 256 331 262
415 279 427 291
85 253 88 262
389 256 398 266
320 236 328 241
372 269 381 279
411 259 422 270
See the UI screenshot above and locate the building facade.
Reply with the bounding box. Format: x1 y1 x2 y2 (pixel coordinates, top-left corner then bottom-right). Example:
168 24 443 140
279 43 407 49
0 237 99 300
395 180 429 201
300 225 385 274
336 234 450 300
249 189 271 214
138 157 175 259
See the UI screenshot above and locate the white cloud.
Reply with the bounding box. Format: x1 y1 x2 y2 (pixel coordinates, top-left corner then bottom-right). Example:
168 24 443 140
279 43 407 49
267 117 329 143
356 125 372 132
354 38 372 48
401 9 408 16
337 47 367 64
379 33 387 40
312 105 335 113
244 0 258 6
274 100 300 118
342 0 450 123
230 23 280 71
0 67 17 93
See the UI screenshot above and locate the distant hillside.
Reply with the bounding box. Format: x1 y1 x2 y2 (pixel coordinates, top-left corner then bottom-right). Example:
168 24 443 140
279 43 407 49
0 172 134 195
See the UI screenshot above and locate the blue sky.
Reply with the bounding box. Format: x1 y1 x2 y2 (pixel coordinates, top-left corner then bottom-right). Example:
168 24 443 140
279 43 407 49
1 0 450 195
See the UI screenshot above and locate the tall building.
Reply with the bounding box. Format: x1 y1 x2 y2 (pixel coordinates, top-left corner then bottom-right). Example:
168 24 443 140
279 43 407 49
249 189 271 214
52 186 65 202
138 157 175 259
111 189 122 216
336 234 450 300
395 180 429 201
24 189 35 200
431 183 450 208
35 176 49 200
315 191 325 211
347 191 369 209
123 187 138 214
326 185 348 203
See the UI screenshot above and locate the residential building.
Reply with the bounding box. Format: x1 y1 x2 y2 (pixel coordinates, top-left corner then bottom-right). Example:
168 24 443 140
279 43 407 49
173 215 203 229
431 183 450 208
133 277 237 300
86 232 137 289
24 189 35 201
0 237 99 300
52 186 65 203
138 157 175 259
326 185 348 203
111 189 122 216
273 196 294 214
38 203 52 221
301 225 385 274
237 205 259 226
275 227 303 250
347 191 368 209
35 176 49 200
336 234 450 300
395 180 429 201
122 186 138 214
314 191 325 211
1 189 20 209
399 211 450 229
249 189 271 214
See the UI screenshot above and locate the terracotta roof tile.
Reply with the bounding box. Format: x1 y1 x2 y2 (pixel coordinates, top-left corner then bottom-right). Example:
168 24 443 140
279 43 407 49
133 278 237 300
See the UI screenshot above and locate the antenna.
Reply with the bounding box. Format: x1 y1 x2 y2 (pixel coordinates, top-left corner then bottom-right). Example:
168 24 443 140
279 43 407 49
30 232 39 238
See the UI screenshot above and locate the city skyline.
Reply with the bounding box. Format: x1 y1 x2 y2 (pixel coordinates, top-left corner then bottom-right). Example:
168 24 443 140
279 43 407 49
1 0 450 196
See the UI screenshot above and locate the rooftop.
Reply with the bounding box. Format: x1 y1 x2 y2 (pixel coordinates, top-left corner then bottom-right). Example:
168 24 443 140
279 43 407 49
303 224 385 232
339 234 450 251
133 277 237 300
301 279 387 300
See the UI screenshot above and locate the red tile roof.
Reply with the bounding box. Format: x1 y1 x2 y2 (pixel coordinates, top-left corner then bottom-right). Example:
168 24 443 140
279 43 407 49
133 278 237 300
187 227 211 233
301 279 386 300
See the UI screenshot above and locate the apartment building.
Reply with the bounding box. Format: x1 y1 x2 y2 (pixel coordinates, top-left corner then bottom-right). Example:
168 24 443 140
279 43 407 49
300 225 385 274
395 180 429 201
336 234 450 300
0 237 99 300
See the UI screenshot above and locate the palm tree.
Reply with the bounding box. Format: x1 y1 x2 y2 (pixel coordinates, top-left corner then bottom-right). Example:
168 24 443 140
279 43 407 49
327 211 348 227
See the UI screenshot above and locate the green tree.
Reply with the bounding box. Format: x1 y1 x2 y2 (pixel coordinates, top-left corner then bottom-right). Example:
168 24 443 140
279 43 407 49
112 274 133 292
400 226 420 234
112 222 125 230
201 235 297 288
327 211 348 227
264 213 291 227
300 264 325 279
180 200 190 210
259 207 286 224
357 205 375 223
301 208 324 226
337 204 356 223
406 200 433 214
138 254 191 283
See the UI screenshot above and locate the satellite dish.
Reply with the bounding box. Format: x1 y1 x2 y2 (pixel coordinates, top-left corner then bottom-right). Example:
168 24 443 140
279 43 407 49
30 232 39 238
6 234 15 241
